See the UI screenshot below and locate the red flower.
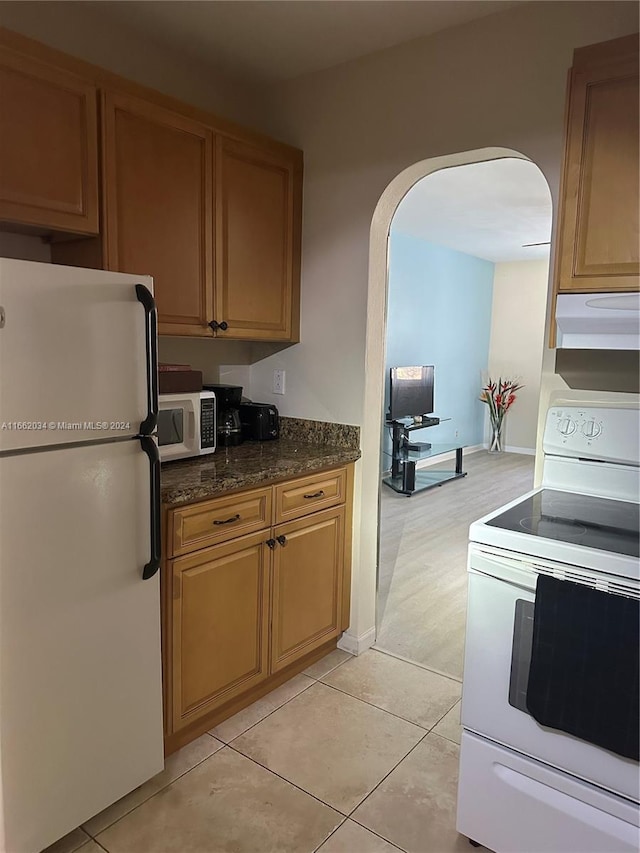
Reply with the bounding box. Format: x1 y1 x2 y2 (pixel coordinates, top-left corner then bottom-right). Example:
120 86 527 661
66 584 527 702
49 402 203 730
480 377 524 428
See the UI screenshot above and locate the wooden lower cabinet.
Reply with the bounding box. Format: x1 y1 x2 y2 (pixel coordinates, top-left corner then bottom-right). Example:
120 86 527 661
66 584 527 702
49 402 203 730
163 463 354 752
171 531 270 731
271 506 344 672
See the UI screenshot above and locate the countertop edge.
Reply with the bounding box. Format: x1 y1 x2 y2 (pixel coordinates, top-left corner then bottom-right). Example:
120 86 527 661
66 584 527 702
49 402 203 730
161 447 361 508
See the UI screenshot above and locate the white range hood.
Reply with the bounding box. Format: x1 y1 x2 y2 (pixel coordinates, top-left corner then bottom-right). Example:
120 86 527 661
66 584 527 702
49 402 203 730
556 292 640 349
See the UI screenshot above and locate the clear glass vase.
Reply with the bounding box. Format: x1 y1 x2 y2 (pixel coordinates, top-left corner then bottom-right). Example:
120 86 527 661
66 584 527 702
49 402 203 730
488 421 503 453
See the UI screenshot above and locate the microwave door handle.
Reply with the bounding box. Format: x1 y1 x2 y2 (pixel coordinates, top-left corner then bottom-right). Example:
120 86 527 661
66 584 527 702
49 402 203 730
135 284 159 436
139 436 161 580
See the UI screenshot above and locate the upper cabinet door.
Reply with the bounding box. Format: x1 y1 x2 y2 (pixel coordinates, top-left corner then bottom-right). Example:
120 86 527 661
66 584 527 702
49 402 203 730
214 136 302 342
0 47 99 234
556 35 639 292
102 91 214 336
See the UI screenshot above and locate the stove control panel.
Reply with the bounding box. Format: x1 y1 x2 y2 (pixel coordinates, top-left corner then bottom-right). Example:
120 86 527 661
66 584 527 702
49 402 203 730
544 405 639 465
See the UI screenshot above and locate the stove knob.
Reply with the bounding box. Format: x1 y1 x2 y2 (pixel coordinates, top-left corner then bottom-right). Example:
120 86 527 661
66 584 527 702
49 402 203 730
582 419 602 438
557 417 577 436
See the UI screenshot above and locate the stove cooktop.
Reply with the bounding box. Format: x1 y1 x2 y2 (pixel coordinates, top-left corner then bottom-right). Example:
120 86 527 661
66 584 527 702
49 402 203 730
486 489 639 558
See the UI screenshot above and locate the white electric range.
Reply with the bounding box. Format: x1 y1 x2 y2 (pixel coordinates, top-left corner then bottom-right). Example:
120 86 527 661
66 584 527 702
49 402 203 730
457 404 640 853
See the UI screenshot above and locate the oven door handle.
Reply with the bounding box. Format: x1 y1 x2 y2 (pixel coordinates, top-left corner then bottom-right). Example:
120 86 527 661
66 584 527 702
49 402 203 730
469 547 539 592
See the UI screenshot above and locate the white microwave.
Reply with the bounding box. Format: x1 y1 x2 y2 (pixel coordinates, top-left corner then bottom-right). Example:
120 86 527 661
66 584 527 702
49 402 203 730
158 391 216 461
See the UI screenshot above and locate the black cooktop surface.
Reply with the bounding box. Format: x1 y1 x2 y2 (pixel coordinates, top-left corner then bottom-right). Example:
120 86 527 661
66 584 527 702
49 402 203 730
487 489 639 558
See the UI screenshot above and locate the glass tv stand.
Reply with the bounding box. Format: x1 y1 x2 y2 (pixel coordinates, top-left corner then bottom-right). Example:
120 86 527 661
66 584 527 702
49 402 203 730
383 417 467 497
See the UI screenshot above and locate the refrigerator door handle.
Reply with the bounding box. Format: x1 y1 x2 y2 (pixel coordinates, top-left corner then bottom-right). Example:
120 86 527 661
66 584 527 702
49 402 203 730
135 284 159 436
139 436 161 580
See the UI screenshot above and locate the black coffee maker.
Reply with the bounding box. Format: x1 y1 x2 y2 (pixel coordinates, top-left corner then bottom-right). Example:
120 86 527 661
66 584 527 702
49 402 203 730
204 384 243 447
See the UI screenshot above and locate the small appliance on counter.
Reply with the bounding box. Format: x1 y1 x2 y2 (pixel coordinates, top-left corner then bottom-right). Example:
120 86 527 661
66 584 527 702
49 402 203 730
239 401 280 441
158 390 216 461
204 384 243 447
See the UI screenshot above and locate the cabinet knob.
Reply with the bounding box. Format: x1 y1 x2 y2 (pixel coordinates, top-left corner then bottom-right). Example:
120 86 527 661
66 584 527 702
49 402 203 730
266 538 277 550
208 320 228 332
276 535 287 547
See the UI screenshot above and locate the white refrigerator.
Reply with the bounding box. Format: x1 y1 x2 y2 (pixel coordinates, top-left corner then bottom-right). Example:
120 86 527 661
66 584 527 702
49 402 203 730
0 259 164 853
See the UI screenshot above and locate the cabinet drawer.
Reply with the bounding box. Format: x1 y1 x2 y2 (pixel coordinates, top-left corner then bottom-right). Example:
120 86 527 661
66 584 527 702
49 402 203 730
170 487 272 556
274 467 346 523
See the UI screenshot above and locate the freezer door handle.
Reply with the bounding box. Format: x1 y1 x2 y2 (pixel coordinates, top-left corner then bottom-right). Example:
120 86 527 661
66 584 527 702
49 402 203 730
140 436 161 580
135 284 159 436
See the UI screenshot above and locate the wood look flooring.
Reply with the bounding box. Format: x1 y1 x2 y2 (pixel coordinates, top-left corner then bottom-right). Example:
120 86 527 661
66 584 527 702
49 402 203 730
376 450 535 679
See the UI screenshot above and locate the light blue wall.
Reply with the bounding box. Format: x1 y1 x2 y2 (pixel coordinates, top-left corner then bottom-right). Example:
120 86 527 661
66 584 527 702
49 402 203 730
383 230 494 466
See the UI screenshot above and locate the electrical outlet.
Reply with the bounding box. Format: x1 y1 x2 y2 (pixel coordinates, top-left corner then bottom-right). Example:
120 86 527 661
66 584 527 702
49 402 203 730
273 369 286 395
454 429 459 438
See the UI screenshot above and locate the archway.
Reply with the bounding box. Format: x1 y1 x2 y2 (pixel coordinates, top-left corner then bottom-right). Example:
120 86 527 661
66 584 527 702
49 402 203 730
346 147 553 655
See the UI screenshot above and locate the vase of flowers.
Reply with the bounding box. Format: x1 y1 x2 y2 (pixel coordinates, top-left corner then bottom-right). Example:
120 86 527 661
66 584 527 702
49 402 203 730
480 377 523 453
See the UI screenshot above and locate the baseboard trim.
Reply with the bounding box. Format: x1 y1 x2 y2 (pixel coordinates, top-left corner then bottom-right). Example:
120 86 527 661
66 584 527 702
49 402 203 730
338 627 376 656
480 443 536 456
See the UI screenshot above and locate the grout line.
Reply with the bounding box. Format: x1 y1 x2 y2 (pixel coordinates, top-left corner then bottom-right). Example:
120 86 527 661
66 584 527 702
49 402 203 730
215 677 316 744
90 839 109 853
345 729 431 830
329 816 411 853
319 671 460 736
348 729 429 810
85 662 351 838
318 680 432 731
428 702 462 738
226 742 350 817
349 814 411 853
304 653 354 682
371 645 464 684
81 740 222 838
310 816 349 853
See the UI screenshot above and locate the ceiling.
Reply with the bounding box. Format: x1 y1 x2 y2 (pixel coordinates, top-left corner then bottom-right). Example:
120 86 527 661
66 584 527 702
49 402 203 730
92 0 522 83
391 158 552 263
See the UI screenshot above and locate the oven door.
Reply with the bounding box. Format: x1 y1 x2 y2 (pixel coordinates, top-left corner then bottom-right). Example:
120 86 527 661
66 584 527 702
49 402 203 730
158 396 198 461
462 544 640 802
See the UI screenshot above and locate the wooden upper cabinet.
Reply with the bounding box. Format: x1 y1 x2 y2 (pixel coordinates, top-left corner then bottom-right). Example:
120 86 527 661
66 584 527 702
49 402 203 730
0 29 303 343
0 46 99 234
102 91 214 335
556 34 639 293
214 136 302 341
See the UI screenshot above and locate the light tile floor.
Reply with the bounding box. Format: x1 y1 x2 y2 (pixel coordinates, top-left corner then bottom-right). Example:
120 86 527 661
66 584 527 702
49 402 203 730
44 649 467 853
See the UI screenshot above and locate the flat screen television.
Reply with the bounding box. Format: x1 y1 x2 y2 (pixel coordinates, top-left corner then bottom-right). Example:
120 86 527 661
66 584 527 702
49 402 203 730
389 365 434 420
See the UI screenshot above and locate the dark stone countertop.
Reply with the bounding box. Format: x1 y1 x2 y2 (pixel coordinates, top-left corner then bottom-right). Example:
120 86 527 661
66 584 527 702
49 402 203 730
161 439 361 506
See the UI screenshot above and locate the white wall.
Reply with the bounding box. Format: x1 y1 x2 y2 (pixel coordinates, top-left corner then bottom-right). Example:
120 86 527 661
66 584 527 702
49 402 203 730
487 259 549 453
247 0 639 650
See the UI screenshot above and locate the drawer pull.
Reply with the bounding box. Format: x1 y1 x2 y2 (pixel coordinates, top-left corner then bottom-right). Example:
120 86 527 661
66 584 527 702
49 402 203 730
303 490 325 499
213 514 240 526
266 538 277 550
276 535 287 546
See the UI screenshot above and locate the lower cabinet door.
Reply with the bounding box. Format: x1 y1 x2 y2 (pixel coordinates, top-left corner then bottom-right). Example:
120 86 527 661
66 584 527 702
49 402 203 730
271 505 345 672
172 531 270 730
